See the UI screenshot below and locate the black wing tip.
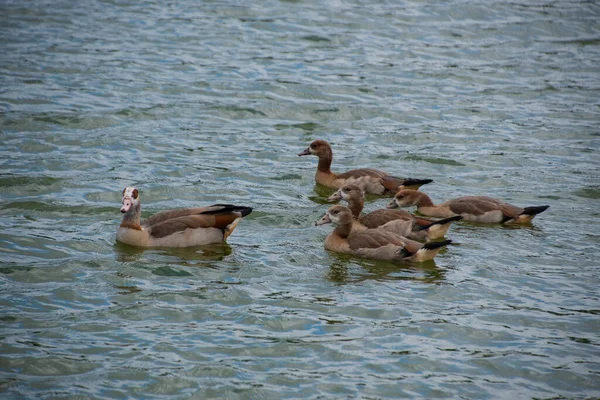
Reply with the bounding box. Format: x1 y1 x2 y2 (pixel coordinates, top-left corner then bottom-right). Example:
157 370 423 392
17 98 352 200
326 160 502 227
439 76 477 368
239 206 253 217
522 205 549 216
422 239 452 251
418 215 463 230
386 176 433 185
405 178 433 186
204 204 253 217
429 215 464 226
399 248 413 258
382 176 433 192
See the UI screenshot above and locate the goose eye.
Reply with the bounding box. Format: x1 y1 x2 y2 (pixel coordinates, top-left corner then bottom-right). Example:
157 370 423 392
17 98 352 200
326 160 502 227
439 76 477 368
132 189 139 199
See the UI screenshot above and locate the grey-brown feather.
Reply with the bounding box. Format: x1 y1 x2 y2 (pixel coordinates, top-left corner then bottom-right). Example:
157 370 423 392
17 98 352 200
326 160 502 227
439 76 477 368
359 209 412 229
347 229 406 250
401 237 431 254
142 206 226 227
335 168 387 180
445 197 522 217
147 215 219 239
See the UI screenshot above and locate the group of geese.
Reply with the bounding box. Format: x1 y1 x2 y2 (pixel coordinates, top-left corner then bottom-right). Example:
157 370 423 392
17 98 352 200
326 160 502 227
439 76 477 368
117 139 549 263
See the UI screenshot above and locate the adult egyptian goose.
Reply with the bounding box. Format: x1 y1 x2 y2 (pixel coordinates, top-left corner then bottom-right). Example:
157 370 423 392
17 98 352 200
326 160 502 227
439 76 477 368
315 205 451 262
298 139 432 194
328 184 463 240
116 187 252 247
389 189 549 224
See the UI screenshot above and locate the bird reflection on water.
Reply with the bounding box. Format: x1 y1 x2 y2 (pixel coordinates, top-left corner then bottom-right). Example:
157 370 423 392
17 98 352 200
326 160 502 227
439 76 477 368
114 241 233 265
326 253 447 285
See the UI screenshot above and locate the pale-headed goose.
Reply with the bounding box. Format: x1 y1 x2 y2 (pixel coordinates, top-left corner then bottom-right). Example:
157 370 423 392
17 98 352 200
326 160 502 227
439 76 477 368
117 187 252 247
389 189 549 224
328 184 463 240
298 140 432 195
315 205 451 262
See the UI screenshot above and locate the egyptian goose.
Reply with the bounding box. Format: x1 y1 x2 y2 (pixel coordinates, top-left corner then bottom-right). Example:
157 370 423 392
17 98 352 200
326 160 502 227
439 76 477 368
116 187 252 247
389 189 549 224
328 184 463 240
298 139 432 194
315 205 451 262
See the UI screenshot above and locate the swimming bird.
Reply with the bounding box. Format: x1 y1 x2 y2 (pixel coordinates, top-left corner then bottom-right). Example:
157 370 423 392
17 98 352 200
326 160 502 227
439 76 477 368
315 205 451 262
116 187 252 247
328 183 463 240
388 189 549 224
298 139 432 194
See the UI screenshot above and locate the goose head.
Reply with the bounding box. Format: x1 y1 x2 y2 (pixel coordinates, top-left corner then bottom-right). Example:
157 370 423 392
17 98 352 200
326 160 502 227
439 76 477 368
388 189 421 209
327 184 364 202
315 205 353 226
298 139 332 158
121 187 140 214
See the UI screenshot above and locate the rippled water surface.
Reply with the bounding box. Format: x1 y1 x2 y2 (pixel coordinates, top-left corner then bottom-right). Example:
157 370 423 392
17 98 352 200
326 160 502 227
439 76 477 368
1 0 599 398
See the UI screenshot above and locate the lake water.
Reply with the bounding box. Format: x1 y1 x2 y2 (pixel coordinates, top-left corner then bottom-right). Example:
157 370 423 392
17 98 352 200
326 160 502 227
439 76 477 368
1 0 599 398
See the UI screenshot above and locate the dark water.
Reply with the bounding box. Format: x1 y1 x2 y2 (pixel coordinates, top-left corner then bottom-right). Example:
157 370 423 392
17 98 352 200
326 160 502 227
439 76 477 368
1 0 599 398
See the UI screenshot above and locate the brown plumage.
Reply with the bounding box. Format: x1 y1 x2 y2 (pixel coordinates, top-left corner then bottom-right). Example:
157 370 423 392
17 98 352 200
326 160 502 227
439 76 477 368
298 140 432 195
117 187 252 247
328 184 462 240
315 205 451 262
389 189 549 224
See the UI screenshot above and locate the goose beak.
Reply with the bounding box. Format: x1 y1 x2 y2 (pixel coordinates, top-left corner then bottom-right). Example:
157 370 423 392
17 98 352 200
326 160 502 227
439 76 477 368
121 198 133 213
315 213 332 226
327 191 342 202
298 148 311 156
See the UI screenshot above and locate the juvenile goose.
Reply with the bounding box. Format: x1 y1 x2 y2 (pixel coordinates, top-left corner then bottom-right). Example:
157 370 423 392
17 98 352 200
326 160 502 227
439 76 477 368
117 187 252 247
328 184 463 240
316 205 452 262
298 139 432 194
389 189 549 224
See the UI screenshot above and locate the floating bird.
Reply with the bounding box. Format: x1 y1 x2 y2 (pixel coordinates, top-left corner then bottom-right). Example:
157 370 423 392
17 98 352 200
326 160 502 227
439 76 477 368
316 205 451 262
389 189 549 224
328 183 462 240
117 187 252 247
298 139 432 194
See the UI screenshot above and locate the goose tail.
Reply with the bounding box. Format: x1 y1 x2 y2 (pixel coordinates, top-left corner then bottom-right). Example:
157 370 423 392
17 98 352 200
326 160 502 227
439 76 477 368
401 239 452 262
382 176 433 192
205 204 253 217
521 205 549 216
512 205 549 223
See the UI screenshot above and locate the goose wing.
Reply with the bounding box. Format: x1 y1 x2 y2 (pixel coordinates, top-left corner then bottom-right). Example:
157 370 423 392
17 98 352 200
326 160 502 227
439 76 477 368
360 209 412 229
143 205 252 239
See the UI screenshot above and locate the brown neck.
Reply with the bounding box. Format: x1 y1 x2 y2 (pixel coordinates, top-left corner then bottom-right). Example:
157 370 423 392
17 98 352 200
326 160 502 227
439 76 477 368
120 203 142 230
120 220 142 230
347 199 364 219
334 221 353 239
317 150 333 173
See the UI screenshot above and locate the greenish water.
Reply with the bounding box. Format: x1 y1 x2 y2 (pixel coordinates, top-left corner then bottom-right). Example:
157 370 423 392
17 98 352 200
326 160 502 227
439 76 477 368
1 0 599 398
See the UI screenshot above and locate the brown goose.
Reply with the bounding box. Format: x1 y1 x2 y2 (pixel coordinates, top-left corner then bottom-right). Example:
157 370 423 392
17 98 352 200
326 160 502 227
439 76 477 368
328 184 463 240
298 139 432 194
116 187 252 247
389 189 549 224
315 205 451 262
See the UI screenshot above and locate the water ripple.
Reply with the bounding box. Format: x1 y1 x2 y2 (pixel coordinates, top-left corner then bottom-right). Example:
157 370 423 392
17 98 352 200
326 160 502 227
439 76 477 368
1 0 599 398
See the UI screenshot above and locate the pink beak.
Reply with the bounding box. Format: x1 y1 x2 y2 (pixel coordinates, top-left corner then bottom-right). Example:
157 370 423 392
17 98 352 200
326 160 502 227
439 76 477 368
327 191 342 202
121 198 133 213
315 213 332 226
